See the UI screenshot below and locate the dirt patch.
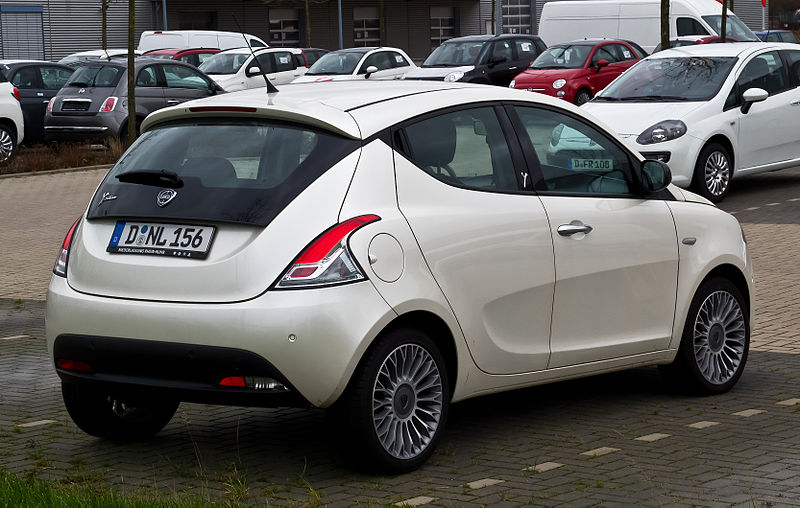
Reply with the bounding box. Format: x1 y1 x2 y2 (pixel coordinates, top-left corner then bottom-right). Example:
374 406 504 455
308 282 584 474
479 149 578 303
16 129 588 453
1 139 126 176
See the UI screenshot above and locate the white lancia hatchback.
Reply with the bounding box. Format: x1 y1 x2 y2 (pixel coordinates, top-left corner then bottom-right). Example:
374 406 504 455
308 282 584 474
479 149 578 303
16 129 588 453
47 81 752 473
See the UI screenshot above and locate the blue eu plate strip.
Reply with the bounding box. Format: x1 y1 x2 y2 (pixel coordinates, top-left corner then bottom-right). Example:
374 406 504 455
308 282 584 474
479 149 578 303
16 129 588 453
109 221 126 247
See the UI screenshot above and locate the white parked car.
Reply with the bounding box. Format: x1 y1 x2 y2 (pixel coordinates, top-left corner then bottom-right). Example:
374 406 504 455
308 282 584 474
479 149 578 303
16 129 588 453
58 49 143 68
292 47 415 83
138 30 268 52
47 81 752 473
198 47 306 92
582 42 800 202
0 72 24 160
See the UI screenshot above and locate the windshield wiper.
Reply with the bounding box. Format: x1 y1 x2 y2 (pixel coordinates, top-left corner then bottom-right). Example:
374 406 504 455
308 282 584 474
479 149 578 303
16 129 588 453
618 95 693 101
66 81 90 87
593 96 621 101
116 169 184 188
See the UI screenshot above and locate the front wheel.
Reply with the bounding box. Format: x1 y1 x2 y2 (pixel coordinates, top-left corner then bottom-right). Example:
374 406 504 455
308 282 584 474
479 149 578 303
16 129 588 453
660 277 749 394
692 143 732 203
62 383 178 441
332 328 450 473
574 89 592 106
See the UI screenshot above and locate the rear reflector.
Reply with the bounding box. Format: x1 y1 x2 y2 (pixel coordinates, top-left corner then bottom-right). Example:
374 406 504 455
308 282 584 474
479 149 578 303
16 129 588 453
56 358 93 373
11 86 19 102
219 376 246 387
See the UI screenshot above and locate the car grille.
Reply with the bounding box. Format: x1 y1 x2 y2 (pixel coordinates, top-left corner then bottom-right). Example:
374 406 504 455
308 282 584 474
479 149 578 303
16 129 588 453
61 100 92 112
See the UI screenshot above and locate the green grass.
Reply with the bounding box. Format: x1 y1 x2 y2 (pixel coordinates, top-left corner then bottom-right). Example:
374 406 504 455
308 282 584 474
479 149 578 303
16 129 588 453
0 470 245 507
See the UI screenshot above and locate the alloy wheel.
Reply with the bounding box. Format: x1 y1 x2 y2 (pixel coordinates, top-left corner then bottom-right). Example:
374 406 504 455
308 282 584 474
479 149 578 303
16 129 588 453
0 128 14 162
693 290 746 385
703 151 730 197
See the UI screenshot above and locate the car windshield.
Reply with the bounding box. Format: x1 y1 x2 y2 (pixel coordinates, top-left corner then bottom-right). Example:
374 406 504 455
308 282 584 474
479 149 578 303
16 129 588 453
596 57 737 102
65 65 122 87
305 51 367 75
147 54 175 60
702 15 760 41
531 45 592 69
198 53 250 75
423 41 485 67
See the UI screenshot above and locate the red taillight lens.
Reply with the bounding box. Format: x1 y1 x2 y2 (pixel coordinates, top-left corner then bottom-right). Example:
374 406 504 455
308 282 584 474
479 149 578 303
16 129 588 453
45 97 55 112
276 214 380 289
53 218 81 277
100 96 118 112
56 358 93 373
219 376 246 387
11 86 19 102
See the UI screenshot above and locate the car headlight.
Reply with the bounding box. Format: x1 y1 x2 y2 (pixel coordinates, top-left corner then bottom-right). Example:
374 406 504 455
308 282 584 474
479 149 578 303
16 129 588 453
636 120 687 145
444 71 465 82
509 79 516 88
552 79 566 89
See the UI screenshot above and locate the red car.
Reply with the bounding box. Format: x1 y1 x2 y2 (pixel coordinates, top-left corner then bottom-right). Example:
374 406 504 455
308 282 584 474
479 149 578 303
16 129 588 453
510 39 646 105
142 48 221 68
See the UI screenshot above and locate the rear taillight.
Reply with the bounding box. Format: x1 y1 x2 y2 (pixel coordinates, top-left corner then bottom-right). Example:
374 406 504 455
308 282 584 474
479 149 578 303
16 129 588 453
100 96 118 112
45 97 55 112
56 358 93 373
53 218 81 277
275 215 380 289
11 86 19 102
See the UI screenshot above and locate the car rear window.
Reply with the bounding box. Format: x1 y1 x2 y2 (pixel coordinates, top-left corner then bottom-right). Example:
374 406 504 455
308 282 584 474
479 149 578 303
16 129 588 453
66 65 123 88
87 120 360 227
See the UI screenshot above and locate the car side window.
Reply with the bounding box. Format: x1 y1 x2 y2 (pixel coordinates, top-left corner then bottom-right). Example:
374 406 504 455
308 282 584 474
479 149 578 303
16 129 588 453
514 38 540 63
40 66 73 89
513 105 635 196
389 52 410 68
783 50 800 87
273 52 296 72
402 107 519 191
766 33 781 42
782 32 800 43
136 66 159 87
591 46 618 65
162 64 209 90
615 44 637 61
359 52 393 73
737 51 788 98
491 40 514 62
12 67 38 88
255 53 276 74
677 17 710 36
626 41 648 60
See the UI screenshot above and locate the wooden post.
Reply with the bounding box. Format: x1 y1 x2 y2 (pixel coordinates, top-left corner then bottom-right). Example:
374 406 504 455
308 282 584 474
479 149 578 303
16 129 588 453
127 0 136 145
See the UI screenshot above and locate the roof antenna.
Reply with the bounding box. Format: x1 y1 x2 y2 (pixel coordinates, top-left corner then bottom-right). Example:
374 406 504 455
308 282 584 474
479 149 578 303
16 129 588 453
232 14 279 94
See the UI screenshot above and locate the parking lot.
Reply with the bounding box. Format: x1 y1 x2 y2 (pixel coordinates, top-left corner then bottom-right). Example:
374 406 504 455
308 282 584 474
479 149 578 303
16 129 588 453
2 166 800 505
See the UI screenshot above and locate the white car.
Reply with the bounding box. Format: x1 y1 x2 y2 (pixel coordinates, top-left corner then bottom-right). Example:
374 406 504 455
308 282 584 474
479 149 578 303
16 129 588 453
58 49 143 68
291 47 415 83
0 73 24 161
582 42 800 202
47 81 752 473
198 47 306 92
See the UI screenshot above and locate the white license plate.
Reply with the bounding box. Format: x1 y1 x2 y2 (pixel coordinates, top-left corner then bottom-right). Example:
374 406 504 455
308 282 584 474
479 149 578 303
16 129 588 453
107 221 216 259
569 158 613 171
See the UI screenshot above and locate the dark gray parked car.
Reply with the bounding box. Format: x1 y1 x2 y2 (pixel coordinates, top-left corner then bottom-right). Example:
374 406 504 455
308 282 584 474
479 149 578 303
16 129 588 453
45 58 221 142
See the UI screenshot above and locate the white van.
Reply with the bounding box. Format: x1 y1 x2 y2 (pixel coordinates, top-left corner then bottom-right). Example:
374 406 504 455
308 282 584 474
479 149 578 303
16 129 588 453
138 30 268 52
538 0 760 53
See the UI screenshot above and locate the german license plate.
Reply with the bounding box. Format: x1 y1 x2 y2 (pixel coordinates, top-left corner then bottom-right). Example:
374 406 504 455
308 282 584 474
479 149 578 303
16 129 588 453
107 221 215 259
569 158 613 170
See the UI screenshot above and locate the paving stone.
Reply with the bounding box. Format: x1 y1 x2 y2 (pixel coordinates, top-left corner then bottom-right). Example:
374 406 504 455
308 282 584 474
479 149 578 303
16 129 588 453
395 496 437 507
634 433 671 442
580 447 620 457
687 421 720 429
523 462 564 473
731 409 766 417
464 477 504 489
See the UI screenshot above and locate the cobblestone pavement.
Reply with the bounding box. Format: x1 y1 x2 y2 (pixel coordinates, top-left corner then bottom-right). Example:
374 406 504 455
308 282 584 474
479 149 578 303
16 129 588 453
2 167 800 506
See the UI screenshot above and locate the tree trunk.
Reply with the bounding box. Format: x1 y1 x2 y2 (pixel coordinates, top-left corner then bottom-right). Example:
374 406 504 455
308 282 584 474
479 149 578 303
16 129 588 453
379 0 385 45
721 0 728 42
127 0 136 145
305 0 311 47
102 1 110 50
660 0 669 51
491 0 496 34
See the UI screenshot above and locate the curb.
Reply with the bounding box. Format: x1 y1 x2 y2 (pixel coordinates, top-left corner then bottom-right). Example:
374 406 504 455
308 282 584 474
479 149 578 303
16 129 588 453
0 163 113 180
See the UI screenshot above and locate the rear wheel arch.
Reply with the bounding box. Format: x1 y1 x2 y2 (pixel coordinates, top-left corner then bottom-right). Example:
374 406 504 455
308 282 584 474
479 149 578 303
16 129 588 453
0 118 18 142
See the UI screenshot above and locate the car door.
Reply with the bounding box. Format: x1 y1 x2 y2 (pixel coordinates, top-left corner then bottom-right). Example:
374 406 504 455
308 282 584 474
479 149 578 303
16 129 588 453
33 65 73 141
358 51 401 80
10 65 45 141
252 51 299 86
133 65 166 115
393 105 555 375
514 37 544 68
485 39 521 86
160 63 215 107
388 51 412 77
734 50 797 169
586 44 628 91
509 104 679 369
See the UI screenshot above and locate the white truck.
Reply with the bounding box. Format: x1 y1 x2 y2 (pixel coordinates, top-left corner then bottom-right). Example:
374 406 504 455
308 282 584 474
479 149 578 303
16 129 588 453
538 0 760 53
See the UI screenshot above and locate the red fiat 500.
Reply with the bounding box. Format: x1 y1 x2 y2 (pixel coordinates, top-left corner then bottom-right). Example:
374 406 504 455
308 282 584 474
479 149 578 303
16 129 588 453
510 39 646 105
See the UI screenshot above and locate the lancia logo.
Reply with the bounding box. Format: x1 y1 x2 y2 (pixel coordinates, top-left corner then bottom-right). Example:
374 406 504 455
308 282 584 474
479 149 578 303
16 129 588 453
156 189 177 207
97 191 117 207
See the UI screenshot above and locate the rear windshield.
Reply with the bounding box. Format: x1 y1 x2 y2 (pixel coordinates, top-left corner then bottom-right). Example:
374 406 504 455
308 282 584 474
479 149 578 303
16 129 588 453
66 65 123 87
87 120 360 226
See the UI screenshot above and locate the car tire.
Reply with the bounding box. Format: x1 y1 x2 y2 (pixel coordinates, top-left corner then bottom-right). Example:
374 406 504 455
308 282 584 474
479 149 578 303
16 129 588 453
62 383 178 441
119 118 142 142
692 143 732 203
331 328 450 474
0 124 17 162
574 89 592 106
659 277 749 395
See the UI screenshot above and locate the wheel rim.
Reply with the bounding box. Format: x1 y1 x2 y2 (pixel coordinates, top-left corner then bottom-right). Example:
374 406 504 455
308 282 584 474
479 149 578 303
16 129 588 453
703 150 730 197
372 343 443 459
693 290 746 385
0 129 13 162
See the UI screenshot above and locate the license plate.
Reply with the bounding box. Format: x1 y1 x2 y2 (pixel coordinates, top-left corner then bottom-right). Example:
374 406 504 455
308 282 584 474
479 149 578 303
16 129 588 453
569 158 613 171
107 221 216 259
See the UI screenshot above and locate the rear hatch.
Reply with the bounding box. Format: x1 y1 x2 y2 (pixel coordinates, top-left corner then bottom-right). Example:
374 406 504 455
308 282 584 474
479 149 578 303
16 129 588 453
68 118 361 303
52 64 123 116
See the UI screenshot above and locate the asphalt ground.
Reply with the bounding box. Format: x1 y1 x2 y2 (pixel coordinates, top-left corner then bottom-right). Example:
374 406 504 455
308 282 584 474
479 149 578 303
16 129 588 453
2 166 800 506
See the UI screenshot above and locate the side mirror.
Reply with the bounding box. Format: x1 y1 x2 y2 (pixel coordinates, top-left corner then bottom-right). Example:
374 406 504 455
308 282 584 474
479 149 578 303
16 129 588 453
595 59 609 72
364 65 379 79
245 66 261 77
640 159 672 193
741 87 768 114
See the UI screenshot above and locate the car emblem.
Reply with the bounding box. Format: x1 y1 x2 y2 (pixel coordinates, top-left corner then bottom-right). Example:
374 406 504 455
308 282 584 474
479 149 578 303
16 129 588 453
97 191 117 207
156 189 177 207
78 88 85 94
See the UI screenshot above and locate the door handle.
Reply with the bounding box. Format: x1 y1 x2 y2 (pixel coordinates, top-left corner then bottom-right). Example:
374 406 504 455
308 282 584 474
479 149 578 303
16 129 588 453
557 222 593 236
166 99 180 104
791 99 800 106
42 99 51 104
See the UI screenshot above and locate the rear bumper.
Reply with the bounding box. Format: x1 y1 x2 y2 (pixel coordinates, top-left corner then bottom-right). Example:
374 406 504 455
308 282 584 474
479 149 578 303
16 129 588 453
44 113 121 142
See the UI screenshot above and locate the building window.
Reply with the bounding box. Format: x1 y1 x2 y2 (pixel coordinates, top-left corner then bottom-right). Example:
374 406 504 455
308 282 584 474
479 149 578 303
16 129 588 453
1 6 44 59
431 7 456 49
178 11 218 30
269 8 300 47
502 0 531 35
354 6 380 46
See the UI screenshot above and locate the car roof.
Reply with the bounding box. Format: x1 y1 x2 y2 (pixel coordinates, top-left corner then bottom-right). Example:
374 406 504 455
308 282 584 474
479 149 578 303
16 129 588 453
142 80 579 141
652 41 793 58
216 47 301 56
0 59 57 65
558 39 629 47
444 34 540 43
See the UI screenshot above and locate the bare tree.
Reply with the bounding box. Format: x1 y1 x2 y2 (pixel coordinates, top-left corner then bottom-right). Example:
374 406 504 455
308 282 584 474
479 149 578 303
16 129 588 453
102 0 113 50
491 0 496 34
127 0 136 145
661 0 669 51
721 0 728 42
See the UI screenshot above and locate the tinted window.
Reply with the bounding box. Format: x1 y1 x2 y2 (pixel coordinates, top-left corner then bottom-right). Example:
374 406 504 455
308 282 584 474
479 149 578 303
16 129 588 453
40 66 73 89
766 33 782 42
490 40 514 63
514 106 634 196
88 121 360 227
677 17 710 36
514 38 540 63
273 52 296 72
591 46 619 65
781 32 800 43
11 67 38 88
136 66 159 87
403 107 518 191
737 51 787 97
784 50 800 86
614 44 637 61
626 41 648 59
199 53 250 75
67 65 123 87
388 52 410 68
359 52 393 73
162 64 209 90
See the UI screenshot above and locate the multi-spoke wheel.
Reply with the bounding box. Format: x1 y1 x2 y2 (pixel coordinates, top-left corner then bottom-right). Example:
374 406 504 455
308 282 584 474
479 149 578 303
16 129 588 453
0 125 16 162
62 383 178 441
692 143 732 203
574 89 592 106
332 328 450 473
660 277 749 394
